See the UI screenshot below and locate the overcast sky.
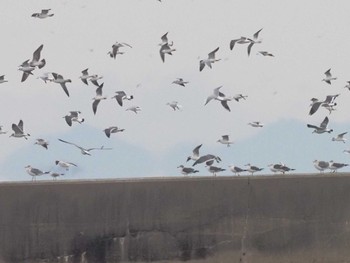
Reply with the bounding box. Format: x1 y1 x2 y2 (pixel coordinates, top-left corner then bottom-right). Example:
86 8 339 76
1 0 350 181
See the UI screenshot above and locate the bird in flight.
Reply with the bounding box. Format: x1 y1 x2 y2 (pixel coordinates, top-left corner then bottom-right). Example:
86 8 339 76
58 139 112 155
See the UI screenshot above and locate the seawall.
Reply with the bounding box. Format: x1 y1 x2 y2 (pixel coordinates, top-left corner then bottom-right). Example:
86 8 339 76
0 173 350 263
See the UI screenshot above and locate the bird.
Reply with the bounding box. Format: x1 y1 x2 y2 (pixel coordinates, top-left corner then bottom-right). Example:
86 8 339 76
186 144 202 162
159 32 173 46
159 43 176 63
18 60 35 82
344 81 350 91
332 132 347 143
217 135 234 147
248 121 264 128
328 161 348 172
177 165 199 176
205 86 223 105
268 163 295 174
50 172 64 180
229 36 251 50
322 68 337 84
64 111 84 126
79 68 93 85
31 9 54 19
89 74 103 87
51 73 71 97
244 163 264 175
228 165 246 176
309 94 339 115
313 160 329 173
58 138 112 156
233 94 248 102
34 138 49 149
108 42 132 59
199 47 220 71
111 91 133 107
0 75 8 84
103 126 125 138
166 101 182 111
206 164 225 176
193 154 221 166
307 116 333 134
29 44 45 69
92 83 107 115
10 120 30 139
172 78 189 87
37 72 53 83
25 165 50 181
257 51 274 57
55 160 77 170
247 28 263 56
126 106 141 114
204 86 234 111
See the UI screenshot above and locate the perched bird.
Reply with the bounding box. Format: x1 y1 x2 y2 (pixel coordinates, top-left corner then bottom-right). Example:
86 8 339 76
0 75 8 84
172 78 189 87
329 161 348 172
247 28 263 56
58 138 112 156
92 83 107 115
29 44 45 69
18 60 35 82
245 163 264 175
25 165 50 181
103 126 125 138
257 51 274 57
177 165 199 176
10 120 30 140
229 36 250 50
51 73 71 97
31 9 54 19
55 160 77 170
79 68 93 85
64 111 84 126
126 106 141 114
111 91 133 107
248 121 264 128
160 43 176 63
217 135 234 147
166 101 182 111
309 94 339 116
313 160 329 173
332 132 347 143
199 47 220 71
228 165 246 176
51 172 64 180
322 68 337 84
307 116 333 134
206 164 225 176
34 138 49 149
186 144 202 162
193 154 221 166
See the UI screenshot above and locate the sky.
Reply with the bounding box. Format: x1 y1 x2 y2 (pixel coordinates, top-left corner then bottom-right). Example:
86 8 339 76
1 0 350 181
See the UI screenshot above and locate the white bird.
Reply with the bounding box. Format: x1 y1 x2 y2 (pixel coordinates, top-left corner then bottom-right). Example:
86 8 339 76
229 36 251 50
31 9 54 19
307 116 333 134
64 111 84 126
166 101 182 111
29 44 45 69
126 106 141 114
248 121 264 128
244 163 264 175
313 160 329 173
18 60 35 82
199 47 220 71
34 138 49 149
0 75 8 84
247 28 263 56
322 68 337 84
205 86 223 105
108 42 132 59
159 32 173 46
10 120 30 139
217 135 234 147
51 73 71 97
55 160 77 170
268 163 295 174
309 94 339 115
92 83 107 115
160 43 176 63
89 74 103 87
177 165 199 176
186 144 202 162
172 78 189 87
111 91 133 107
103 126 125 138
206 164 225 177
205 86 234 111
37 72 53 83
25 165 50 181
228 165 246 176
79 68 93 85
58 138 112 156
329 161 349 172
332 132 347 143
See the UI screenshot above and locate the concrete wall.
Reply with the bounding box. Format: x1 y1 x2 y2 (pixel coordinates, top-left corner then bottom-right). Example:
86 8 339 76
0 174 350 263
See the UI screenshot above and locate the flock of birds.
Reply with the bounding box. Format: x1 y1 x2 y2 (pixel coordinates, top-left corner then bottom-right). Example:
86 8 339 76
1 7 349 181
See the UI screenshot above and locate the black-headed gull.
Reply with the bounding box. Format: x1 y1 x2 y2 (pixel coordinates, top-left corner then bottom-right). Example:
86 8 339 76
313 160 329 173
55 160 77 170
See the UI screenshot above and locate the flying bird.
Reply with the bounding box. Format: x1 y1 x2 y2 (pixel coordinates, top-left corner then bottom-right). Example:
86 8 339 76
108 42 132 59
322 68 337 84
247 28 263 56
79 68 93 85
233 94 248 102
332 132 347 143
58 139 112 156
217 135 234 147
309 94 339 115
307 116 333 134
193 154 221 166
229 36 250 50
64 111 84 126
29 44 46 69
166 101 182 111
92 83 107 115
186 144 202 162
111 91 133 107
344 81 350 91
103 126 125 138
248 121 264 128
172 78 189 87
18 60 35 82
34 138 49 149
10 120 30 139
31 9 54 19
160 43 176 63
37 72 53 83
51 73 71 97
159 32 173 46
199 47 220 71
89 74 103 87
257 51 274 57
55 160 77 170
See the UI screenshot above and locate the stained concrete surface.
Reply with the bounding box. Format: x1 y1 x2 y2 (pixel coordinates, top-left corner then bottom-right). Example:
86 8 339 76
0 174 350 262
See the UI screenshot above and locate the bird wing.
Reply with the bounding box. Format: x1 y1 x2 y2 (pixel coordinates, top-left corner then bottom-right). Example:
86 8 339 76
92 100 100 115
64 116 72 126
32 44 43 62
230 39 238 50
320 116 329 128
88 146 112 151
222 135 229 141
12 124 22 134
309 102 321 115
96 84 103 96
338 132 347 137
104 129 111 138
208 47 219 59
60 83 70 97
253 28 263 39
213 86 222 96
247 42 254 56
18 120 24 131
161 32 168 43
81 78 88 85
81 68 89 75
58 138 83 150
221 101 231 112
51 72 59 80
21 72 31 82
41 9 50 14
199 60 205 72
325 94 339 103
324 68 331 77
193 144 202 156
114 94 123 106
307 124 319 129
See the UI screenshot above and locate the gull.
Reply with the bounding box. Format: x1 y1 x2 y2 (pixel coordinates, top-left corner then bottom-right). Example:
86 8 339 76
193 154 221 166
18 60 35 82
199 47 220 71
205 86 222 105
279 165 295 174
205 86 234 111
64 111 84 126
257 51 274 57
244 163 264 175
160 43 176 63
89 74 103 87
268 163 295 174
309 94 339 115
10 120 30 139
322 69 337 84
0 126 7 134
217 135 234 147
159 32 173 46
29 44 45 69
332 132 347 143
108 42 132 59
92 83 107 115
248 121 264 128
177 165 199 176
51 73 71 97
247 28 263 56
55 160 77 170
329 161 349 172
31 9 54 19
166 101 182 111
313 160 329 173
111 91 134 107
186 144 202 162
0 75 8 84
172 78 189 87
37 72 53 83
34 138 49 149
79 68 93 85
229 36 250 50
126 106 141 114
58 138 112 156
307 116 333 134
206 164 225 176
344 81 350 91
25 165 50 181
103 126 125 138
228 165 246 176
51 172 64 180
233 94 248 102
343 149 350 154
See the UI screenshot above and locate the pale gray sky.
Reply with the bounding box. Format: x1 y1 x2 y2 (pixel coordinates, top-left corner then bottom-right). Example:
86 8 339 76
1 0 350 181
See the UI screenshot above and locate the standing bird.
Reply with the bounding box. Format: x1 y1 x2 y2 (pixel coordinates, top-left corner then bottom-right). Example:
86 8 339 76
51 73 71 97
329 161 348 173
313 160 329 173
34 138 49 149
51 173 64 181
31 9 54 19
199 47 220 71
206 163 225 176
103 126 125 138
307 116 333 134
177 165 199 176
29 44 46 69
322 68 337 84
332 132 347 143
217 135 234 147
58 138 112 156
92 83 107 115
25 165 50 181
228 165 246 176
186 144 202 162
245 163 264 175
10 120 30 140
247 28 263 56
